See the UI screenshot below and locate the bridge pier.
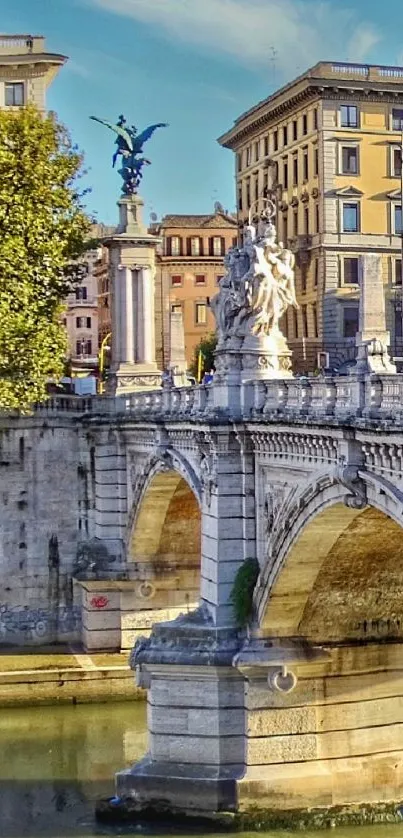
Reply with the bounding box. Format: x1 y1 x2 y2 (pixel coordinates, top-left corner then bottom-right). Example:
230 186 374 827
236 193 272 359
117 618 245 813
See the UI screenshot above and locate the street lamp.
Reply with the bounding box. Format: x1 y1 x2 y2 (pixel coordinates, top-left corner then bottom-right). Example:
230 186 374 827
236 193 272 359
98 331 111 395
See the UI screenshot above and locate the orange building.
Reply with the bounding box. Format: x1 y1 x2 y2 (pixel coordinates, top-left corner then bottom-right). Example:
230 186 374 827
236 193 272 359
154 209 238 369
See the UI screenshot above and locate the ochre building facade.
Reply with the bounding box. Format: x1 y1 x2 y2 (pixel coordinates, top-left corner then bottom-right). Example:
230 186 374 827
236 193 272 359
0 34 66 109
219 61 403 372
153 211 238 369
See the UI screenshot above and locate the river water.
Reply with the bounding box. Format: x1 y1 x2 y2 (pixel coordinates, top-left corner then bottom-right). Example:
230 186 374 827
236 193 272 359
0 700 403 838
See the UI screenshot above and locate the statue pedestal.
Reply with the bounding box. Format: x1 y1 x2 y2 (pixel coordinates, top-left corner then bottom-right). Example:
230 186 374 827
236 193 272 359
105 195 162 395
354 254 396 376
241 333 293 381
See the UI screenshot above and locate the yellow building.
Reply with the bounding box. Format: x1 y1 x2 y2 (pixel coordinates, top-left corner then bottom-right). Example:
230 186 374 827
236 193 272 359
153 210 238 369
219 61 403 373
0 34 66 109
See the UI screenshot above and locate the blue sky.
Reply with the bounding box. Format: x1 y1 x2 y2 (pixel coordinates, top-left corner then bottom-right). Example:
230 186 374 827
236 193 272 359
3 0 403 224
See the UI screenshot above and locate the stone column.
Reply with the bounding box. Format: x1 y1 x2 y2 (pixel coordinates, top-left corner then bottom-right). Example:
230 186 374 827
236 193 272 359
136 267 155 365
122 266 135 365
105 195 162 394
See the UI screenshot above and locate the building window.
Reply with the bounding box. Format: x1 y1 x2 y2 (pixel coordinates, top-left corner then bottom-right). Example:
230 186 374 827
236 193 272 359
343 257 359 284
392 108 403 131
312 303 319 339
341 145 359 175
171 275 182 287
302 304 308 337
216 275 224 285
313 146 319 176
340 105 358 128
292 120 298 141
76 316 91 328
282 125 288 147
238 186 243 211
343 306 359 338
76 339 92 356
313 108 318 130
273 130 278 152
263 136 269 157
282 157 288 189
394 204 403 235
254 173 259 201
282 212 288 243
246 179 251 208
293 308 299 338
237 152 243 172
301 264 307 293
254 141 259 162
293 208 298 236
263 169 269 195
75 287 88 301
395 259 402 286
304 206 309 235
5 82 24 106
195 302 207 325
246 147 251 167
211 237 224 256
190 237 201 256
342 202 359 233
293 153 298 186
395 305 403 339
315 203 320 233
314 258 319 287
392 146 402 177
169 236 181 256
302 114 308 135
302 146 309 181
195 274 206 286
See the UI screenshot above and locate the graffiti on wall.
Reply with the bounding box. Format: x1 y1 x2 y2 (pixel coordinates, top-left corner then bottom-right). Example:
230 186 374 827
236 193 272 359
0 604 81 643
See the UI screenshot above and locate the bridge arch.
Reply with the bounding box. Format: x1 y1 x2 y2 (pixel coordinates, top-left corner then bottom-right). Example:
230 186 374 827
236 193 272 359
126 454 201 623
257 471 403 642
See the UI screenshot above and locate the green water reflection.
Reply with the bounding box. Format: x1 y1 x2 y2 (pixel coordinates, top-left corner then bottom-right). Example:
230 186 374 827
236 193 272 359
1 700 403 838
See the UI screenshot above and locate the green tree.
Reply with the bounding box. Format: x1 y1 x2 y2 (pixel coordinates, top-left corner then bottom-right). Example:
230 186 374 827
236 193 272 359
189 332 217 381
0 105 92 411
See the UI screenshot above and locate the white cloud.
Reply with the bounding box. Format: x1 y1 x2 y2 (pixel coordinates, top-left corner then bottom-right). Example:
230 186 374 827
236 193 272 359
348 27 381 63
85 0 381 76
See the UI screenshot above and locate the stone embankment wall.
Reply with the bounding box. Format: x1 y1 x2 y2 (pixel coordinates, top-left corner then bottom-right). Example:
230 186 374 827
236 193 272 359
0 415 93 645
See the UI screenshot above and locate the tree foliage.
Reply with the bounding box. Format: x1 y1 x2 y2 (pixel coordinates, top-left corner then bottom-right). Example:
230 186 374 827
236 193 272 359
0 106 92 411
189 332 217 380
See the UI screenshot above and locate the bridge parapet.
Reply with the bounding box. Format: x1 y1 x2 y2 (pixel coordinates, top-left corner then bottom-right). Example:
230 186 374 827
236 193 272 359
32 373 403 427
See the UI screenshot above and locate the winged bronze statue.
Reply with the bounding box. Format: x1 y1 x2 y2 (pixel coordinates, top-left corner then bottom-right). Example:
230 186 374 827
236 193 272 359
90 114 168 195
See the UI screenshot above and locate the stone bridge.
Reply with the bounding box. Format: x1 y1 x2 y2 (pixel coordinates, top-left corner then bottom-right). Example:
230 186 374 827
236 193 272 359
31 374 403 819
3 374 403 818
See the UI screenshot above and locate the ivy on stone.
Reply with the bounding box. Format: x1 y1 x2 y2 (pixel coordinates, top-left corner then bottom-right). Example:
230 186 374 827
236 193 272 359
230 558 260 627
0 105 92 411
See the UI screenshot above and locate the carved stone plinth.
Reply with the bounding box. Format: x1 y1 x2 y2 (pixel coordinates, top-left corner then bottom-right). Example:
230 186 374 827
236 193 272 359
241 333 293 381
355 254 396 375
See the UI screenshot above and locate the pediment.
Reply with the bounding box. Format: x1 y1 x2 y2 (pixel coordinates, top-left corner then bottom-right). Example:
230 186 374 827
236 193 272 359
387 188 402 200
334 185 364 198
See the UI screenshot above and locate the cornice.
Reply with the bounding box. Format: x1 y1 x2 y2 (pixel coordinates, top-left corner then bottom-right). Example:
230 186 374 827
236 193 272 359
221 85 403 150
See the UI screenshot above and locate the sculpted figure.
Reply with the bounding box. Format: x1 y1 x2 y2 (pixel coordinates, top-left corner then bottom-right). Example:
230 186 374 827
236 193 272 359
211 209 298 346
210 248 243 344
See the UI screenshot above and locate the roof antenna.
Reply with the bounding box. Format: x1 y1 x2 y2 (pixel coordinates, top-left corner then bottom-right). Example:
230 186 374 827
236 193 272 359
269 47 278 89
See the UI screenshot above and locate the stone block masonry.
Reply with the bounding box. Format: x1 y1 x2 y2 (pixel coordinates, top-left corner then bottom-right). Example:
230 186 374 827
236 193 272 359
0 415 92 645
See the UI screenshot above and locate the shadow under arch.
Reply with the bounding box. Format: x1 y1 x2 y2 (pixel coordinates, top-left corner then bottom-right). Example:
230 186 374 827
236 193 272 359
128 468 201 614
260 495 403 642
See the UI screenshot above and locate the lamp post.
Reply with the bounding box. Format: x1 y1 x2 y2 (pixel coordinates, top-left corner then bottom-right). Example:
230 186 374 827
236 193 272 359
98 331 111 394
